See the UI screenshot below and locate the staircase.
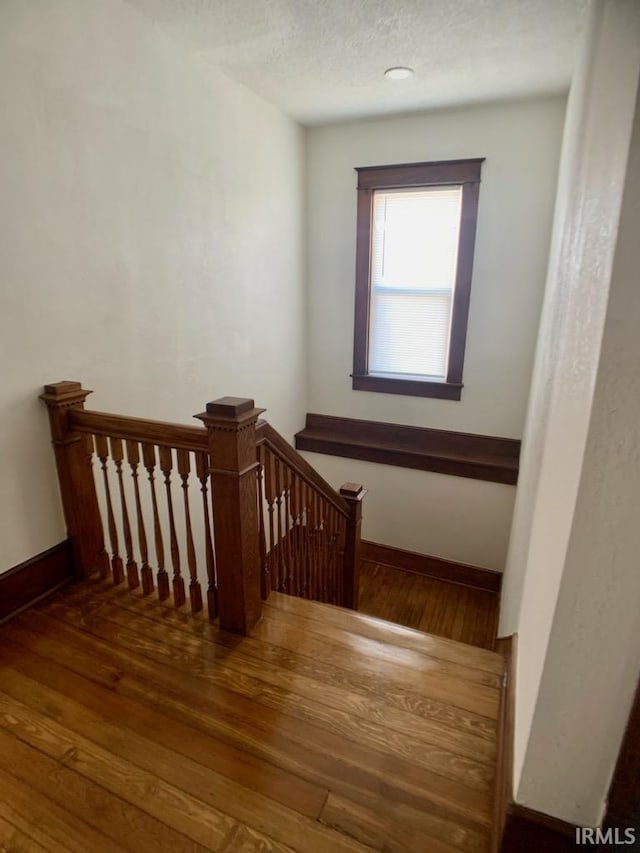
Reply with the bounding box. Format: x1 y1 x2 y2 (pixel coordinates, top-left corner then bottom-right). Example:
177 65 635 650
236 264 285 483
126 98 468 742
39 381 365 635
0 575 503 853
0 381 509 851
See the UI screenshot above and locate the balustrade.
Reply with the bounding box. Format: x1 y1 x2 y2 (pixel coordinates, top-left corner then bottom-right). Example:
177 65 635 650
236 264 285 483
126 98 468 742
41 382 364 634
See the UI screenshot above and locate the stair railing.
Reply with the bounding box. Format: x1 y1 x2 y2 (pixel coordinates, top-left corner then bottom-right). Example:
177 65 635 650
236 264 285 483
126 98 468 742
255 420 365 609
40 382 365 635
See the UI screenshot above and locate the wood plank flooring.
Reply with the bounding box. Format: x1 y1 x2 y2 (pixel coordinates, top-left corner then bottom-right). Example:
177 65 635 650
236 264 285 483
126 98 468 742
358 561 500 650
0 580 504 852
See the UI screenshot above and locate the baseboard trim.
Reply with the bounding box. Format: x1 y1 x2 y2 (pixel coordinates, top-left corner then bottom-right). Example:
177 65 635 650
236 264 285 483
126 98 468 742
0 541 74 623
493 637 580 853
501 804 577 852
493 634 516 852
361 540 502 592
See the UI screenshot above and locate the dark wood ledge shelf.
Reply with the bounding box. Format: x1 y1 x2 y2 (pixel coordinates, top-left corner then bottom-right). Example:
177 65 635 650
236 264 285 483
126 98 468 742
295 413 520 485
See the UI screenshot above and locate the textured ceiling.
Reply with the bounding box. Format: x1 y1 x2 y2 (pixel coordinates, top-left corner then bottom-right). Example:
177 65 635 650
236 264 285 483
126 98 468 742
125 0 588 125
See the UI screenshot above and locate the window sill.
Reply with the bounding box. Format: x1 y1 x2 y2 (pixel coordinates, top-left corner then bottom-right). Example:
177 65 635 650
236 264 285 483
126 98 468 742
352 374 463 401
295 413 520 485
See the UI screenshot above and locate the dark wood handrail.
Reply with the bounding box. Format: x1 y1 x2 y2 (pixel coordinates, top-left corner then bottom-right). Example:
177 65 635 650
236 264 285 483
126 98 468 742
257 420 350 518
70 409 208 452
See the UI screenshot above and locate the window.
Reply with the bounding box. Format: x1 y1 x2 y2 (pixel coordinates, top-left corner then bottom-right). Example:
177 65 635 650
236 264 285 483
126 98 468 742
352 159 483 400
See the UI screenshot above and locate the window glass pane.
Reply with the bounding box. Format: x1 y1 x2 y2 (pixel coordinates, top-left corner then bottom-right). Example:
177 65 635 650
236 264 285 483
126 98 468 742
368 186 462 379
369 290 452 379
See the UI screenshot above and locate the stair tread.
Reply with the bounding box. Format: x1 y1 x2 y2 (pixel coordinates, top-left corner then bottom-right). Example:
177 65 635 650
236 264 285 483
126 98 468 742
267 591 504 674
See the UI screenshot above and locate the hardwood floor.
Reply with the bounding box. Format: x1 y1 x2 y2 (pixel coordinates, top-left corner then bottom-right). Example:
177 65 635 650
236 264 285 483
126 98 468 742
0 579 504 852
359 561 500 650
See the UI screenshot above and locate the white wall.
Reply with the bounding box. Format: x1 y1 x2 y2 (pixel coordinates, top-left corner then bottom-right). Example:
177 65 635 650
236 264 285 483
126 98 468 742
305 98 565 568
519 86 640 824
301 452 515 569
0 0 306 574
498 0 640 825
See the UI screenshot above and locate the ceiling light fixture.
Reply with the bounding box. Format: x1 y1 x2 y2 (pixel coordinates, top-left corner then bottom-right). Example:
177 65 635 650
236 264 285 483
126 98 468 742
384 66 414 81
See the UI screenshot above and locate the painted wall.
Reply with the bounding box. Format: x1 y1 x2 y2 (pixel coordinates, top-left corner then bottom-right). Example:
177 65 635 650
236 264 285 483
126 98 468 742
498 0 640 825
0 0 306 574
301 452 515 570
521 89 640 825
304 98 565 568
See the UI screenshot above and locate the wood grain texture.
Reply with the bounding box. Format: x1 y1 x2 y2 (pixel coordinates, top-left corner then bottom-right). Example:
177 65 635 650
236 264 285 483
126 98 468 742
0 727 209 853
0 762 127 853
70 408 209 452
0 579 502 852
295 413 520 484
195 398 264 635
59 585 500 755
0 541 73 623
0 811 54 853
265 591 502 674
359 561 499 651
40 382 110 580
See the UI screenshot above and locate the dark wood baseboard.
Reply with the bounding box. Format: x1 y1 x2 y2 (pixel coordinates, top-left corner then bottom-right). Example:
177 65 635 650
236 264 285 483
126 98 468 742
493 640 579 853
493 634 516 852
361 540 502 593
501 805 577 853
606 677 640 826
0 541 74 623
295 413 520 485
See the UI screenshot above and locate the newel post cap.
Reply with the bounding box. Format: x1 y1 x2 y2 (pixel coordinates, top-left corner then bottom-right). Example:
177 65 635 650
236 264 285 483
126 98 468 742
40 380 93 407
339 482 367 501
194 396 265 428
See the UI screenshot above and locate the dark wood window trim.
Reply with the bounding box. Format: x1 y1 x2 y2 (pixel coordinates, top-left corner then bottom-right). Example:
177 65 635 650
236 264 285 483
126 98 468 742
352 158 484 401
295 413 520 485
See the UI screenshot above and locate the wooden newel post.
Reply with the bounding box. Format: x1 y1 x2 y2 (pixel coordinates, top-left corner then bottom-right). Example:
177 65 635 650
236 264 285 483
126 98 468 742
40 381 109 580
339 482 366 610
195 397 265 635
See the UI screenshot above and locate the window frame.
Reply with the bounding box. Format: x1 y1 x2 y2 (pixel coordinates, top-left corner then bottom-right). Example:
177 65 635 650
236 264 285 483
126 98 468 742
352 158 484 401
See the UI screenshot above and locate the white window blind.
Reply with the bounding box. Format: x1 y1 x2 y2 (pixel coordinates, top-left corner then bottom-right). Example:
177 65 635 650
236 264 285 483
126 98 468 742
368 186 463 380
